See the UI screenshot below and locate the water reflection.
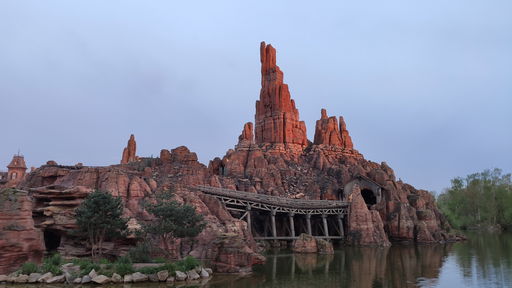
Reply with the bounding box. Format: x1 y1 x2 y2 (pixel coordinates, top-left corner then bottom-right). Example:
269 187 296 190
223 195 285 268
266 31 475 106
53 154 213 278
207 232 512 288
5 233 511 288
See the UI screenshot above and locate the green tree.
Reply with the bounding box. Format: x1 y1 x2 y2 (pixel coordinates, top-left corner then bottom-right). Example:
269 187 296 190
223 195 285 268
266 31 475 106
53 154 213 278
144 190 206 254
75 190 128 258
438 169 512 229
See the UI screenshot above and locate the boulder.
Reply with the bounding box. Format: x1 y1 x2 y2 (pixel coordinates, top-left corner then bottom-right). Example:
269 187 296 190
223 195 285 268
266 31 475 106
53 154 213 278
28 273 41 283
123 274 133 283
292 233 318 253
73 277 82 284
175 271 187 281
14 274 29 283
187 270 200 280
148 274 159 282
166 276 175 283
0 275 6 282
316 238 334 254
81 275 92 284
37 272 53 283
46 274 66 284
200 268 209 278
88 268 98 279
157 270 169 281
131 272 148 283
92 275 110 284
111 273 122 283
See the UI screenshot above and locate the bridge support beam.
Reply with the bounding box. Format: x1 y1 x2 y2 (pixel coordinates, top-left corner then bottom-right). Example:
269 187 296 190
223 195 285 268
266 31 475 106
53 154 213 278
289 213 295 237
322 214 329 237
306 214 312 235
337 214 344 238
246 205 252 234
271 210 277 239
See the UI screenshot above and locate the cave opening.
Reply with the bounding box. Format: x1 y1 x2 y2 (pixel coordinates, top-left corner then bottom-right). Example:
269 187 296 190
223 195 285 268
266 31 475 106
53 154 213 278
361 189 377 206
44 229 61 252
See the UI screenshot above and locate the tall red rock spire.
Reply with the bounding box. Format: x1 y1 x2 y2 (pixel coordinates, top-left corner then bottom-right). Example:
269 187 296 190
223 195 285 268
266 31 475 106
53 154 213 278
255 42 308 146
121 134 137 164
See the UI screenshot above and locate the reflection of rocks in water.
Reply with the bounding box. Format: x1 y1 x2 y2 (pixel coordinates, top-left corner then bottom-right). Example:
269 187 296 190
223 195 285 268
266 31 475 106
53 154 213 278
345 247 389 288
341 245 449 288
294 253 334 272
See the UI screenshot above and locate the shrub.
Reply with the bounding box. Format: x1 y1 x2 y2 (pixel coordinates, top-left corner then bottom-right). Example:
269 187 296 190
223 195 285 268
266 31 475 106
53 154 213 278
44 253 63 266
20 262 39 274
41 263 61 275
114 262 134 276
78 261 101 276
175 256 201 271
128 242 152 263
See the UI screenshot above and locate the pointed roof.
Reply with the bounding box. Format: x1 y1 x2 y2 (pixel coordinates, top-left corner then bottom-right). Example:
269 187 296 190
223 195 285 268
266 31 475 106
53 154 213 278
7 155 27 170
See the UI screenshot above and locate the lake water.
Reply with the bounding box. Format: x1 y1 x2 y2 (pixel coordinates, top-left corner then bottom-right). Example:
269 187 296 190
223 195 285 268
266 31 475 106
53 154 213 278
206 231 512 288
5 232 511 288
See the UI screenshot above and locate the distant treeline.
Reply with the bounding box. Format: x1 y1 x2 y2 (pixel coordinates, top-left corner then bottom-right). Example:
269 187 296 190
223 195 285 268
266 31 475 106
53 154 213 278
438 168 512 230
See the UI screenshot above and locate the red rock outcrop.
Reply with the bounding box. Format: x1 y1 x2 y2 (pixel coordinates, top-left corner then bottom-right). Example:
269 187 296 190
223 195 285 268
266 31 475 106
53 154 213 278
346 185 390 246
255 42 307 147
0 189 44 274
238 122 254 144
313 109 355 151
121 134 137 164
4 146 263 274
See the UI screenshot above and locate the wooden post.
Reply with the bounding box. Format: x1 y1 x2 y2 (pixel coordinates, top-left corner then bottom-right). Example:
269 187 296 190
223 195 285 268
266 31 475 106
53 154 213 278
246 205 252 235
271 209 277 239
289 213 295 238
322 214 329 237
306 214 312 235
337 214 344 238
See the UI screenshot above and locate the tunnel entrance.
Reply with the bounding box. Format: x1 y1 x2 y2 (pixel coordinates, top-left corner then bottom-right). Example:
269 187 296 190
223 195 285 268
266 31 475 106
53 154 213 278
44 230 61 252
361 189 377 206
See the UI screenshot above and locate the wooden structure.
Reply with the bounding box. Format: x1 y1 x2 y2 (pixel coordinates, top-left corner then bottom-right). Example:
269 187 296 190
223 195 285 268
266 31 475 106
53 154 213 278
195 185 350 241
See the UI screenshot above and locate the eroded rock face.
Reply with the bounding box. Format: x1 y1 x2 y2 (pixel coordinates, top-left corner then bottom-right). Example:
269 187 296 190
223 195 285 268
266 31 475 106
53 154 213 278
4 146 263 275
121 134 137 164
255 42 307 146
346 185 390 246
0 189 44 274
314 109 355 151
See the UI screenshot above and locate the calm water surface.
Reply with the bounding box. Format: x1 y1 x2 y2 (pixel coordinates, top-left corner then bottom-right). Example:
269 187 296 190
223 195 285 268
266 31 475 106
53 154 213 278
6 232 511 288
209 232 512 288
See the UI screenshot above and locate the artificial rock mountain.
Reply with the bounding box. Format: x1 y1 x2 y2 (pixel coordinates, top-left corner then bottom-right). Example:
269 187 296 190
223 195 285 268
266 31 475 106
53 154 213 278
0 42 460 275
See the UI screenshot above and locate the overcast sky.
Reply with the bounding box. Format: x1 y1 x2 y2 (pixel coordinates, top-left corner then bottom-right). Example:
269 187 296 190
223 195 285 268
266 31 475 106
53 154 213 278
1 0 511 194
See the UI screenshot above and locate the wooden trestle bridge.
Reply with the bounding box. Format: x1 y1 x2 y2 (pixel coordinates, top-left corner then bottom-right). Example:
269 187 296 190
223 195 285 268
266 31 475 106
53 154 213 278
194 185 350 241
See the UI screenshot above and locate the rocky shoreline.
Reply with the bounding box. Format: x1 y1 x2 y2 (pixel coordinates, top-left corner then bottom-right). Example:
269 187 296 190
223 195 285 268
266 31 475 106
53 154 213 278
0 264 213 285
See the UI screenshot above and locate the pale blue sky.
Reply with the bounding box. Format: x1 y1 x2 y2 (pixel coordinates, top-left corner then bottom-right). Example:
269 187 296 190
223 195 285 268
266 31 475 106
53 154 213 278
1 0 511 193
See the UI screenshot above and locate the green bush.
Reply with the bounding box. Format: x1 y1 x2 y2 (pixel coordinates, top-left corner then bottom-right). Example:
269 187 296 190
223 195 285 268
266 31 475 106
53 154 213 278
41 263 62 275
41 254 63 275
78 261 101 276
20 262 39 274
114 262 134 276
128 242 152 263
44 253 63 266
175 256 201 271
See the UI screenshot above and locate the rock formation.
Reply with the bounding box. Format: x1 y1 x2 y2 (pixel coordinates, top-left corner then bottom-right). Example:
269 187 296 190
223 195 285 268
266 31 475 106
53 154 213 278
0 41 459 274
255 42 307 147
346 185 390 246
0 189 44 273
238 122 254 145
314 109 355 151
121 134 137 164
